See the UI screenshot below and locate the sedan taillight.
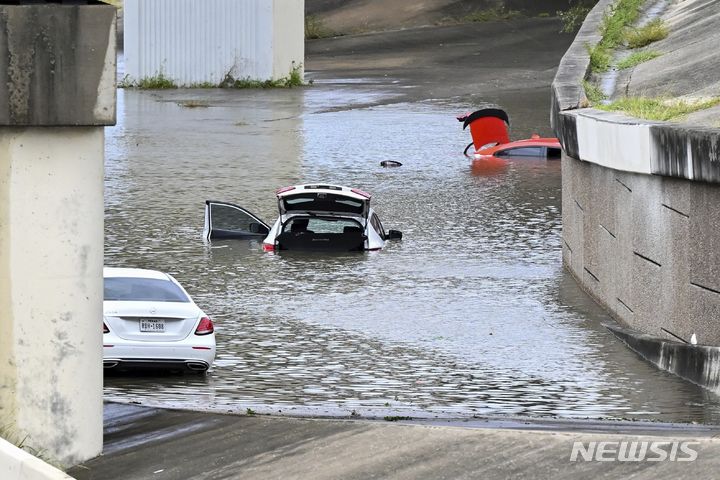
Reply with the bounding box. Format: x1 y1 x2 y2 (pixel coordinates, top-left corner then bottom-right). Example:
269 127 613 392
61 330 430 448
194 317 214 335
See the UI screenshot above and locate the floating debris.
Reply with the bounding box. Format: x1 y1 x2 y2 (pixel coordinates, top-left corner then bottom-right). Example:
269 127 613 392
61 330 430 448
380 160 403 167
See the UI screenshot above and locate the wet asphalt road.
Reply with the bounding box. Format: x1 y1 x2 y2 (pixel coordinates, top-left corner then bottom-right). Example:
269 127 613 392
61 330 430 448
68 403 720 480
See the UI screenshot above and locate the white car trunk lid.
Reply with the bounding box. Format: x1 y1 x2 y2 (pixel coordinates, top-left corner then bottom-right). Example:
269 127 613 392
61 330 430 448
104 301 200 342
278 190 369 217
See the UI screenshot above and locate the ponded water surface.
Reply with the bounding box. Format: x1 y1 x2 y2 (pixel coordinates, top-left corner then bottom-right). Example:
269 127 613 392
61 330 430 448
104 83 720 423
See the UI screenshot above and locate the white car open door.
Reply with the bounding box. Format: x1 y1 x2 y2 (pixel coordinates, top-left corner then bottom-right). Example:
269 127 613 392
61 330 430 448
203 200 270 240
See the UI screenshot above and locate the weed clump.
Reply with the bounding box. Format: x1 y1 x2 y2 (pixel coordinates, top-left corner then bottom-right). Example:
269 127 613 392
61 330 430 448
221 63 305 89
119 63 305 89
616 50 662 69
583 80 607 105
0 424 63 470
135 72 177 89
625 18 669 48
588 43 612 72
598 97 720 121
587 0 644 73
462 7 521 22
305 15 336 39
558 2 593 33
119 71 177 89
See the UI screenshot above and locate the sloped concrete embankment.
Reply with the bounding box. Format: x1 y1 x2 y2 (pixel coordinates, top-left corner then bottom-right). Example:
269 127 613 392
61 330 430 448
551 0 720 389
306 0 573 34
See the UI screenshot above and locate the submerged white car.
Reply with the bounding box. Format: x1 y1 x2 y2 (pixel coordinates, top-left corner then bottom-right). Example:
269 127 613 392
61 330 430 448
204 184 402 252
103 267 216 373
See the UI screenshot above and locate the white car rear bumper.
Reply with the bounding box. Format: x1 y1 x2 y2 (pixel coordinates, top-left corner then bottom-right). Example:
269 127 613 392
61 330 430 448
103 338 216 372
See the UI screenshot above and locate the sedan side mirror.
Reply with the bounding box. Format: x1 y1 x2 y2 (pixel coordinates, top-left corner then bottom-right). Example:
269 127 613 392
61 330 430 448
386 230 403 240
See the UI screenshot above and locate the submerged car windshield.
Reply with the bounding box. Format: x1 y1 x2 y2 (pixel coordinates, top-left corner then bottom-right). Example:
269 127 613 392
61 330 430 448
282 193 364 215
104 277 190 302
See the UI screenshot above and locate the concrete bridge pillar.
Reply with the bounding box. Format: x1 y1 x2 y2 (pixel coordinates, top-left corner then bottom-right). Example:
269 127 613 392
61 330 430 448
0 2 116 466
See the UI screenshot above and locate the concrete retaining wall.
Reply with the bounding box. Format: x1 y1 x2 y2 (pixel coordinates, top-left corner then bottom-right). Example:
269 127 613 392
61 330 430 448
552 0 720 382
557 109 720 183
0 439 73 480
562 147 720 345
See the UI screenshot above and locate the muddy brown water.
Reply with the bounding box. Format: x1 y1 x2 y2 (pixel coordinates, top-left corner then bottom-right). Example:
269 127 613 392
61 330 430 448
103 82 720 423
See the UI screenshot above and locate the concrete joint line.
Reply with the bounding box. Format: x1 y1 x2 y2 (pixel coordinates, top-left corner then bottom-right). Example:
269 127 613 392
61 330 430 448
617 298 634 313
661 203 690 218
583 267 599 282
690 282 720 296
599 224 617 238
615 178 632 192
633 251 662 268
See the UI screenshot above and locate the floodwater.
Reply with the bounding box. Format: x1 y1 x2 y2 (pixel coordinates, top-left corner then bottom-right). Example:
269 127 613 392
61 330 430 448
103 81 720 423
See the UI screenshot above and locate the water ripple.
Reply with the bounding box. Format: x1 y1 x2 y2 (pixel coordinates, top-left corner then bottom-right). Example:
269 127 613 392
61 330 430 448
104 88 720 424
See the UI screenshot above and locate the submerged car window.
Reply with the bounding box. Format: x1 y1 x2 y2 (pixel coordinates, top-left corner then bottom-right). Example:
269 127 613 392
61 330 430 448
104 277 190 302
495 147 545 157
283 217 363 234
211 204 264 232
283 193 364 214
370 213 385 238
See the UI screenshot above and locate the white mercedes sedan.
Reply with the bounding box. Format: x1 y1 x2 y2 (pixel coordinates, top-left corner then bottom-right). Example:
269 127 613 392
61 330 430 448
103 267 216 373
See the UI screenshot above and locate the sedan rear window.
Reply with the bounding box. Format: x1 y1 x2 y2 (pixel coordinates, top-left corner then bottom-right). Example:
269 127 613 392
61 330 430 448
104 277 190 302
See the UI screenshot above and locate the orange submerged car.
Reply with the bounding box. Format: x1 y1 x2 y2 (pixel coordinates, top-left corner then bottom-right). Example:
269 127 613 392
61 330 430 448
457 108 562 160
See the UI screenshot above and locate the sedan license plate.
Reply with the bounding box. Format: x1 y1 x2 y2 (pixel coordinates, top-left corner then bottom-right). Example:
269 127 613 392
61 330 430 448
140 318 165 333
